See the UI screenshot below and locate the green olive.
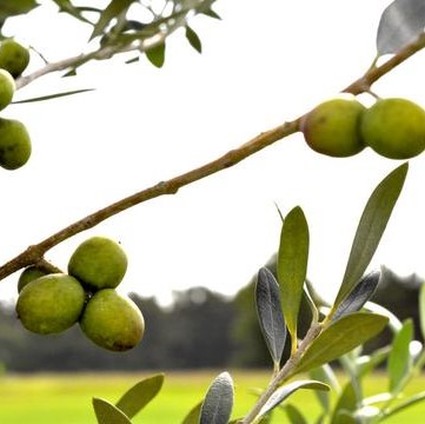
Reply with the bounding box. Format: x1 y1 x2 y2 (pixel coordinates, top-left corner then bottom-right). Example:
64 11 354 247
79 289 145 351
0 118 31 170
301 98 366 157
0 69 15 111
16 273 86 334
17 266 48 293
0 39 30 78
68 236 128 291
361 98 425 159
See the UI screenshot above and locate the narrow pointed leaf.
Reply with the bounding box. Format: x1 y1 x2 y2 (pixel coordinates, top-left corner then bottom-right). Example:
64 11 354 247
330 381 358 424
230 416 271 424
185 25 202 53
277 206 309 341
293 313 388 376
309 365 340 412
255 267 286 365
63 68 77 77
357 345 391 377
315 414 326 424
258 415 272 423
331 271 381 322
258 380 329 418
388 319 413 393
383 390 425 420
377 0 425 55
332 411 357 424
196 0 220 18
146 42 166 68
201 8 221 20
13 88 95 104
90 0 134 40
181 401 202 424
51 0 93 24
200 372 234 424
334 163 408 308
125 56 139 64
419 283 425 340
283 403 308 424
317 364 341 392
363 392 393 406
93 398 132 424
115 373 164 419
364 301 403 333
0 0 38 18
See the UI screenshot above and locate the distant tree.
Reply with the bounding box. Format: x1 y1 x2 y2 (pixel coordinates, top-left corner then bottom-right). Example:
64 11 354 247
0 287 237 371
158 287 236 368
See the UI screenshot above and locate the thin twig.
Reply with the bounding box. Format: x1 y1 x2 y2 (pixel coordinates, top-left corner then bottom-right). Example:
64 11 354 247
342 33 425 95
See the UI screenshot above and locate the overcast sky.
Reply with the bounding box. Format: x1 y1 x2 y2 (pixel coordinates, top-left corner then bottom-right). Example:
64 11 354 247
0 0 424 306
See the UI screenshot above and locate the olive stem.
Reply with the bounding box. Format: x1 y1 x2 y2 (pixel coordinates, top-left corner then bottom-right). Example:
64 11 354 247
239 323 323 424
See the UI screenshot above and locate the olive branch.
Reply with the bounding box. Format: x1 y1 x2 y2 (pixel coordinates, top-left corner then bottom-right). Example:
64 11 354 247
1 31 425 282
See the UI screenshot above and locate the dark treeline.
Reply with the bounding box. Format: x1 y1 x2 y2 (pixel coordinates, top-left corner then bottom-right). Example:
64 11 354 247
0 287 242 372
0 266 422 372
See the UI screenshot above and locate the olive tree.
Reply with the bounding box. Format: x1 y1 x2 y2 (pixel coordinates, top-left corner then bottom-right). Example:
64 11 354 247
1 0 425 423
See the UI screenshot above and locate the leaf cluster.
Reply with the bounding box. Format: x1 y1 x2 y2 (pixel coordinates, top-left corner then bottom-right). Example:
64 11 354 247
50 0 220 69
90 162 425 424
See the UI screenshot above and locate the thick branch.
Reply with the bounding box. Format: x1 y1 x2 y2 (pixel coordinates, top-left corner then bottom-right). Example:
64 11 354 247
2 31 425 281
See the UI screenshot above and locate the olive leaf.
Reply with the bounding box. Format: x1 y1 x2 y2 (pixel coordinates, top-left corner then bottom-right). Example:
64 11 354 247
331 410 357 424
309 365 340 413
381 391 425 420
115 373 164 419
181 401 202 424
13 88 95 104
146 42 166 68
255 267 286 366
331 270 380 322
257 380 329 419
419 283 425 340
329 381 359 424
0 0 38 18
92 398 132 424
90 0 134 40
283 403 309 424
364 301 403 333
333 163 408 310
200 372 234 424
292 313 389 376
356 345 391 377
277 206 309 344
50 0 94 24
201 7 221 20
185 25 202 53
388 319 414 393
377 0 425 55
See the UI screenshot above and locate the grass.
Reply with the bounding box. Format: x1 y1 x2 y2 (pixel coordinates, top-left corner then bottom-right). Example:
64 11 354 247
0 370 424 423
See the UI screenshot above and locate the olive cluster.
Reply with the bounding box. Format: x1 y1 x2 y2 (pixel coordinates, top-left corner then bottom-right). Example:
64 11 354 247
16 236 145 352
301 96 425 160
0 39 31 170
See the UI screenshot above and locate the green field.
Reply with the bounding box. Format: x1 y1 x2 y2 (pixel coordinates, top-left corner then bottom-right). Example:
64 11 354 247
0 370 424 423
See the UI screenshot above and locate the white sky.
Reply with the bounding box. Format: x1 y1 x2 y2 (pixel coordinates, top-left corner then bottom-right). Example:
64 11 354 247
0 0 424 306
